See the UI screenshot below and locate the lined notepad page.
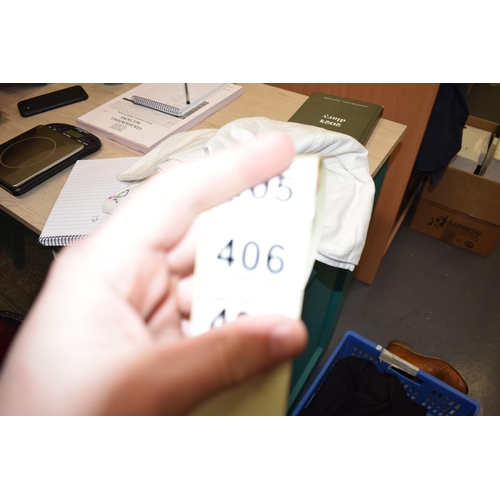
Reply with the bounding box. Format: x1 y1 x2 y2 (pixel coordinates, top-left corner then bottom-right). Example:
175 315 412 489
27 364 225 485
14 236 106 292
39 157 137 245
132 83 227 115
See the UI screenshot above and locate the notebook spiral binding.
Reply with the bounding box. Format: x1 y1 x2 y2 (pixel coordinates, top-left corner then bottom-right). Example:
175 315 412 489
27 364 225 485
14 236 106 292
38 235 88 247
132 97 183 116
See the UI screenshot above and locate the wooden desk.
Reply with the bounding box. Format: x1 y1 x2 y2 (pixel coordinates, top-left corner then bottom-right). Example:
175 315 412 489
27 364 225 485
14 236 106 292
0 83 405 233
0 83 406 410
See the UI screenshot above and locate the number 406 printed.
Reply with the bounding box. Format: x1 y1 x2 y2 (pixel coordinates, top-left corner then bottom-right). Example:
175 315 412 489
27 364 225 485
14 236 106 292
218 239 284 274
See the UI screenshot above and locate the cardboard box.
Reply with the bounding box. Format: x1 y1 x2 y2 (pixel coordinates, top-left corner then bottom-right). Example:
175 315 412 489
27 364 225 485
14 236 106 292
466 115 499 136
410 167 500 257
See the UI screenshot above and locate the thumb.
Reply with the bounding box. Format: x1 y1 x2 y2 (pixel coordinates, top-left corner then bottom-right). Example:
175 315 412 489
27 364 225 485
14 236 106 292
100 316 307 415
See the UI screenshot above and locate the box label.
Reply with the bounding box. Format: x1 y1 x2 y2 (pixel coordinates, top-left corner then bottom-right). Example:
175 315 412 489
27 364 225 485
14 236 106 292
410 200 500 257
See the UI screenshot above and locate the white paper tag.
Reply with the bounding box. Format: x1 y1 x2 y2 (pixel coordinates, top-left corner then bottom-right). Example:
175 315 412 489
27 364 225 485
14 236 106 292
188 155 323 415
190 155 323 336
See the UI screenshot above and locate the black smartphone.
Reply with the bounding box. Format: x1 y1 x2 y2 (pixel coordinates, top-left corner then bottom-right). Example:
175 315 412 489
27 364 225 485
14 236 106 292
17 85 88 117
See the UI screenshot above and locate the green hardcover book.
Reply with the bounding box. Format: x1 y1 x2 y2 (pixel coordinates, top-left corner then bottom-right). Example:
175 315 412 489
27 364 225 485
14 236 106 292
288 92 384 145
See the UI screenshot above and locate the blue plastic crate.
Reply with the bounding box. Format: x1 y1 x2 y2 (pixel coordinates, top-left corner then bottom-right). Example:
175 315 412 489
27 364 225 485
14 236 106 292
292 330 481 416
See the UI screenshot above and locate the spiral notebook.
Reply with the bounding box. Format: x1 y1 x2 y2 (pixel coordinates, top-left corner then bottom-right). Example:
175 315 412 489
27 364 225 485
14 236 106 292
130 83 229 117
39 157 137 246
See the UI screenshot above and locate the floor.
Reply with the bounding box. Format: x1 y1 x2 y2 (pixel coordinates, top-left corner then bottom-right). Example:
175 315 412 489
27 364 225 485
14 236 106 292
311 205 500 416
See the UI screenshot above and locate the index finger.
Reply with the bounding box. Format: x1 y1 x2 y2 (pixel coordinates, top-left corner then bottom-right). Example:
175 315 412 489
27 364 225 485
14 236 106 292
95 131 295 254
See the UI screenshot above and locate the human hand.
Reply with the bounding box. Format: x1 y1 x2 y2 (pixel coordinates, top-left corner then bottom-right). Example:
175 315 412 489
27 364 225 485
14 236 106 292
0 133 307 415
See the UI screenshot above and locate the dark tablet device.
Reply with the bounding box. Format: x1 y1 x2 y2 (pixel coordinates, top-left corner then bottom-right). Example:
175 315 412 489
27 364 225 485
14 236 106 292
17 86 88 117
0 123 101 196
